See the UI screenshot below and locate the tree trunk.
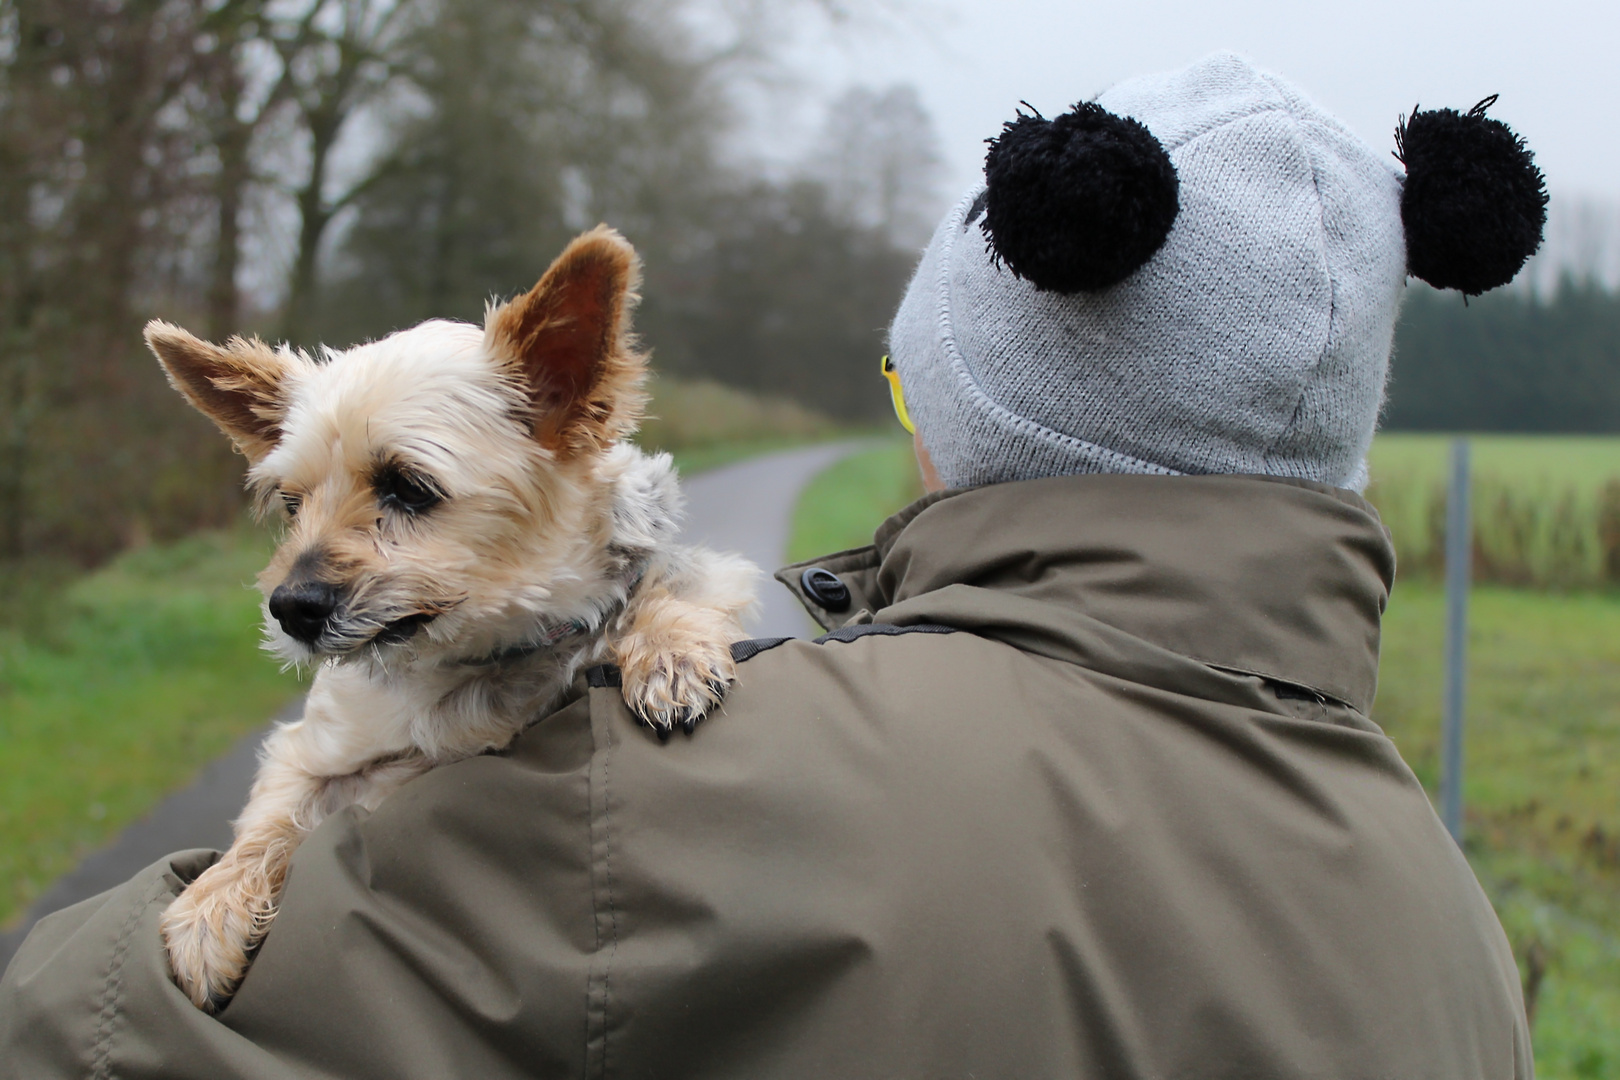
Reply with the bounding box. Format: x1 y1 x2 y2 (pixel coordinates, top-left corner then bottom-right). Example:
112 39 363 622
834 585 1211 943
282 109 340 346
207 66 249 342
0 338 37 561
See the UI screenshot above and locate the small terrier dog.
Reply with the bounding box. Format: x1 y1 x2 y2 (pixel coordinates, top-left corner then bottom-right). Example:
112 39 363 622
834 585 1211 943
146 226 758 1011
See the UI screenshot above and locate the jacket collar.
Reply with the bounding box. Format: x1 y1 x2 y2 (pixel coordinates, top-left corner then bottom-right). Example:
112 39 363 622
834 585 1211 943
778 474 1394 715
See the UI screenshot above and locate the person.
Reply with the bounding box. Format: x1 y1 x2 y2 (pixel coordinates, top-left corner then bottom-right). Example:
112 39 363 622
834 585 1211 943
0 52 1540 1078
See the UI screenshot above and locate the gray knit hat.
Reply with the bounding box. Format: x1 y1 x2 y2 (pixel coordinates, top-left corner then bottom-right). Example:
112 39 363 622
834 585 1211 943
889 52 1544 492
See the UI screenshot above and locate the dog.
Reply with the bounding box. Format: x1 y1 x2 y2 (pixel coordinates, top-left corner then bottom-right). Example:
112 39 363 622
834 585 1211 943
144 226 758 1011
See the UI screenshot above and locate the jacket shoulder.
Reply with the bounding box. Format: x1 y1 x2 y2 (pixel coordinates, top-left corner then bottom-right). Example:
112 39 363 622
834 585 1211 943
585 621 971 691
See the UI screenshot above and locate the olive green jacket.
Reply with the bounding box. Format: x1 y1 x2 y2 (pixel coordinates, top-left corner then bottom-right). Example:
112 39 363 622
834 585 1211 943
0 475 1532 1079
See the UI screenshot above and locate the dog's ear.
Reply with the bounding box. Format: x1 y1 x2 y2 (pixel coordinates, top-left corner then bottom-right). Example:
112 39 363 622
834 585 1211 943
145 321 290 462
486 225 648 457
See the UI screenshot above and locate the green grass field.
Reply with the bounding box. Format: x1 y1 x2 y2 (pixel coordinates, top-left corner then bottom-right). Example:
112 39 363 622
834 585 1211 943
790 437 1620 1079
0 526 306 928
637 376 837 463
1367 434 1620 589
1370 433 1620 491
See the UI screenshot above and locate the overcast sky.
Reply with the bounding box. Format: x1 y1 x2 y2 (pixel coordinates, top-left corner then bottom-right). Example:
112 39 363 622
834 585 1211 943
772 0 1619 208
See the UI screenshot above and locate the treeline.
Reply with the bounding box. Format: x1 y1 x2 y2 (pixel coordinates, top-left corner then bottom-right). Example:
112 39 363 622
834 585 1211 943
1386 281 1620 432
12 0 1614 574
0 0 941 567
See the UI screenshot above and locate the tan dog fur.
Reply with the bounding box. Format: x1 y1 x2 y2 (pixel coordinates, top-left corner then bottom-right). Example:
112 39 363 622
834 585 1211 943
145 227 757 1011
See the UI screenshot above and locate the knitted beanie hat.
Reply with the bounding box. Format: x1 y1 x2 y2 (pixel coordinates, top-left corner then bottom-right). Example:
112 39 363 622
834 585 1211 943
889 52 1546 491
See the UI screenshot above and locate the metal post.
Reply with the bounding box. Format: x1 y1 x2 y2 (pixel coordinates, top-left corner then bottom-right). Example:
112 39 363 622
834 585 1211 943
1441 438 1472 844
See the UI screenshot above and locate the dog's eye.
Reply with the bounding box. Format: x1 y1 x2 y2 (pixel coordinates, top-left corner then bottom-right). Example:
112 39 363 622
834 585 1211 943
281 492 301 518
375 466 442 515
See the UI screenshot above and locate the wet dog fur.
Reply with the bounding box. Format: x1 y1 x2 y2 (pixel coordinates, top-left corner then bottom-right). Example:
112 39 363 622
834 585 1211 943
145 226 757 1011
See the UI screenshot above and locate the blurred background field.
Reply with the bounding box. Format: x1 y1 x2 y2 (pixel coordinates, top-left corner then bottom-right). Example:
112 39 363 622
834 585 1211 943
636 376 839 474
790 438 1620 1078
1367 435 1620 589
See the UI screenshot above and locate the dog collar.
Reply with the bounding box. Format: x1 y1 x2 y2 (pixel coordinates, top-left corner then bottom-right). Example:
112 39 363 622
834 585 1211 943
462 559 648 668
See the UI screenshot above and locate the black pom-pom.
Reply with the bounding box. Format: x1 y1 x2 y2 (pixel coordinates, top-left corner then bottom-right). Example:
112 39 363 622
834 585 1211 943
982 101 1179 293
1395 95 1548 296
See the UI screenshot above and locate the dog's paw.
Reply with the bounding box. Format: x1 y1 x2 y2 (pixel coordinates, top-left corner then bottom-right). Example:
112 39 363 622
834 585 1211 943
161 859 276 1012
618 637 736 740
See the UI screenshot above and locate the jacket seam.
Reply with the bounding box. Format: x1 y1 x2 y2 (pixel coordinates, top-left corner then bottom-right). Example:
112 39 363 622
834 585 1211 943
601 744 619 1080
586 698 621 1080
88 876 160 1079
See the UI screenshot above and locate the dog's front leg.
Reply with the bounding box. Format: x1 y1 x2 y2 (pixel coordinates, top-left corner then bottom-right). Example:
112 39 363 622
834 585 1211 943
161 727 328 1011
612 548 756 737
161 713 429 1011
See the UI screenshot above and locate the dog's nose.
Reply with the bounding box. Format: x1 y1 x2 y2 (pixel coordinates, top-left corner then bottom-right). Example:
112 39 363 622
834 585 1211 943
268 581 339 644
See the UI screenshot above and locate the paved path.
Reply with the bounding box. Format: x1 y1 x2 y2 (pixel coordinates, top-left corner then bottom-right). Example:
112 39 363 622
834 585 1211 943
681 440 871 639
0 440 867 974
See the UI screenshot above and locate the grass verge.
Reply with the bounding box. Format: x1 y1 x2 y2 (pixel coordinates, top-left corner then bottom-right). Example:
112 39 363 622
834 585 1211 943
788 438 1620 1078
665 437 845 478
0 525 306 929
787 439 924 563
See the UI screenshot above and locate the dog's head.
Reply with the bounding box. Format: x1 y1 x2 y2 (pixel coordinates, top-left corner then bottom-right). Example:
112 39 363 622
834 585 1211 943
147 226 675 667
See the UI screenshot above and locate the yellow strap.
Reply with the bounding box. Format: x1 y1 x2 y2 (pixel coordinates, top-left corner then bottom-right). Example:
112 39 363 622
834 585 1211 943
881 355 915 434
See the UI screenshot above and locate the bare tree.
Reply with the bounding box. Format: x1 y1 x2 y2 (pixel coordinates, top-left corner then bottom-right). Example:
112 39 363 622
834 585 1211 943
0 0 229 562
312 0 732 340
644 176 915 419
258 0 418 342
808 82 945 251
0 0 916 567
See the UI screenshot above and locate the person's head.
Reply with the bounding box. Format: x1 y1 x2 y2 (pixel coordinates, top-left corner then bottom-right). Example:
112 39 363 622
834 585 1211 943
888 52 1546 494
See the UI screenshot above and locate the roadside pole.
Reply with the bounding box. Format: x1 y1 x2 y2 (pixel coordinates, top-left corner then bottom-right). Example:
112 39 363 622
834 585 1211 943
1441 437 1471 844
